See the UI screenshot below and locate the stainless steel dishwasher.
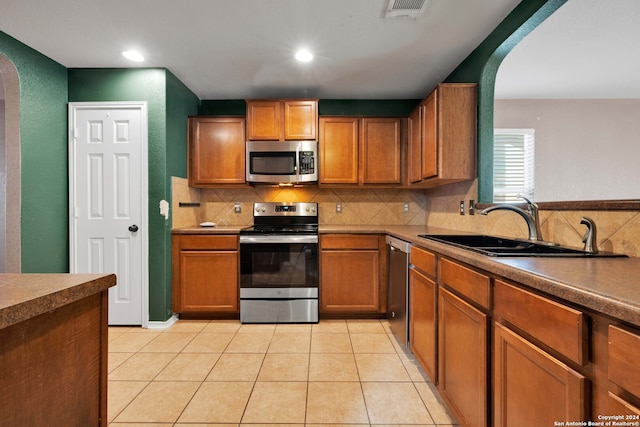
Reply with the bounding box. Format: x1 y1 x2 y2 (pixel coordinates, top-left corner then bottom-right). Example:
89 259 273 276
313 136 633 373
386 235 411 348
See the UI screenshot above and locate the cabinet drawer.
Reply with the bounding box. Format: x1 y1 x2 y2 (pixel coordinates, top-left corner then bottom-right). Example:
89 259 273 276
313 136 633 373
494 280 588 365
321 234 379 250
609 325 640 397
410 246 435 277
176 235 238 250
439 258 491 310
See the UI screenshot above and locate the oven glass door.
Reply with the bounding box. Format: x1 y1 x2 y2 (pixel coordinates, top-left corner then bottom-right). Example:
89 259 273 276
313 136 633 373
240 240 318 289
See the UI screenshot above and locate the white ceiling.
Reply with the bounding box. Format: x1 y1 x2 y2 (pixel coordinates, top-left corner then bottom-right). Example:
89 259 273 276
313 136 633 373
0 0 522 100
495 0 640 99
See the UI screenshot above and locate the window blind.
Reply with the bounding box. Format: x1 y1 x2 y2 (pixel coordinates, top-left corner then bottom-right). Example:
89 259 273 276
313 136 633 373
493 129 535 203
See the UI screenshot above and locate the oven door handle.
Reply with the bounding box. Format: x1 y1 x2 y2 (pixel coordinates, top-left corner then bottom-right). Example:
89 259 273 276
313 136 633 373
239 235 318 244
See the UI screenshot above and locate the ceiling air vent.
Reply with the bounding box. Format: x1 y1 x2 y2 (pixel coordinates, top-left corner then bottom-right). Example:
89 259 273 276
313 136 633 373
384 0 429 19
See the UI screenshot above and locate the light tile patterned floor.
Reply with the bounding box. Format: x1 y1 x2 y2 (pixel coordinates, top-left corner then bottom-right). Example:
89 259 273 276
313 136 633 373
107 319 458 426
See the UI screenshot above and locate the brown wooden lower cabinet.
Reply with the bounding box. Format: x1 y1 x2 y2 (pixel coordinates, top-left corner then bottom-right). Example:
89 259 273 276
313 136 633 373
409 267 437 382
172 234 239 315
438 287 488 427
320 234 385 315
493 322 588 427
607 324 640 415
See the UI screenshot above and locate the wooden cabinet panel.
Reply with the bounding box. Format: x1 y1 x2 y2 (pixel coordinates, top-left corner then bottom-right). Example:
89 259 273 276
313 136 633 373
494 323 587 427
360 118 401 184
246 100 282 140
320 249 379 312
440 258 491 310
172 234 239 315
178 235 238 250
607 392 640 416
321 233 379 250
407 105 423 183
494 279 588 365
438 287 488 427
409 268 437 382
188 117 246 186
319 116 401 186
410 245 435 277
407 83 477 187
179 251 238 312
608 325 640 398
320 234 383 314
247 99 317 141
319 117 359 184
421 91 438 179
284 100 317 140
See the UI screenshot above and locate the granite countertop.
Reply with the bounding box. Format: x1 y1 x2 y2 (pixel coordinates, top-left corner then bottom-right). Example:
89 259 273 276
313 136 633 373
0 274 116 330
172 224 640 327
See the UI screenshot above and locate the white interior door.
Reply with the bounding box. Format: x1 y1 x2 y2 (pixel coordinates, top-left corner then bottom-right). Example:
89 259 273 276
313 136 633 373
69 102 148 326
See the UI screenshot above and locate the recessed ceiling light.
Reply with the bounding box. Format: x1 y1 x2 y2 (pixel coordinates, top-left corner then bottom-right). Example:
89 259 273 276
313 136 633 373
295 49 313 62
122 50 145 62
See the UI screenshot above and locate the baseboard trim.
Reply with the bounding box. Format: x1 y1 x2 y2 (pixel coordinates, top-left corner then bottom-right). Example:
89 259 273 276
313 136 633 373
146 314 179 330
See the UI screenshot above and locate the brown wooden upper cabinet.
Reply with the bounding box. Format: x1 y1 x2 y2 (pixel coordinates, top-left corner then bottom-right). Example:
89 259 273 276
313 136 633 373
319 116 402 186
246 99 318 141
188 116 246 187
407 83 477 187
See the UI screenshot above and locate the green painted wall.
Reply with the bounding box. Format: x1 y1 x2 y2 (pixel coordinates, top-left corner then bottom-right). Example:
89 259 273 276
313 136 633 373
165 71 199 318
445 0 567 202
68 68 198 322
0 31 69 273
199 99 421 117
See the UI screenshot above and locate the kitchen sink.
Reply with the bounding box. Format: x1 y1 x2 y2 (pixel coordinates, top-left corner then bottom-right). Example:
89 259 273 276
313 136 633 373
418 234 627 258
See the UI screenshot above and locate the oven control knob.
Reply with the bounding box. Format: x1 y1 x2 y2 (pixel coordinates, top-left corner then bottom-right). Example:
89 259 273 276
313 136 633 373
255 207 260 213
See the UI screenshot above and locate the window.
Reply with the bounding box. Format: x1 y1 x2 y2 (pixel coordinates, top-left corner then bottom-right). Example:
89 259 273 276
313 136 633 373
493 129 535 203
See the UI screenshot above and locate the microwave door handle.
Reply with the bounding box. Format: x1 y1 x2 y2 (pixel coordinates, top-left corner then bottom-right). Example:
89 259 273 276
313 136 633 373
295 143 300 184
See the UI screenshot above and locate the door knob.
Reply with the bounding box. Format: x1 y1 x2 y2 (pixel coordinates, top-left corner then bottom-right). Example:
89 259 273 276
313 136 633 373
128 225 139 232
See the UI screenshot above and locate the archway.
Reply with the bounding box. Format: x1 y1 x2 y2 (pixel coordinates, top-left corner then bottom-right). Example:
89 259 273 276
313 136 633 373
0 53 21 272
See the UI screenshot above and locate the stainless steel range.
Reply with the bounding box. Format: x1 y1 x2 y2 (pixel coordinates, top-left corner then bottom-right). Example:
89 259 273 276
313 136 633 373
239 202 319 323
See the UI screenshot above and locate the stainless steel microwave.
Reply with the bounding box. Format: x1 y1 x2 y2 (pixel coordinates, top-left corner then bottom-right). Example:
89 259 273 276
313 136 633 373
246 140 318 184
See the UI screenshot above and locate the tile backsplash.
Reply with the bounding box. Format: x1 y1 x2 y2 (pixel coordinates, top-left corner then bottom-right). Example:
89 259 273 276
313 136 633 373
423 180 640 258
172 177 639 258
171 177 427 228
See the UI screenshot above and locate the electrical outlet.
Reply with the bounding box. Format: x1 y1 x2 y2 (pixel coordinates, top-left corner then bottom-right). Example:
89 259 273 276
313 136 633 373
469 200 475 215
234 203 241 213
459 200 465 215
336 203 342 213
403 203 410 213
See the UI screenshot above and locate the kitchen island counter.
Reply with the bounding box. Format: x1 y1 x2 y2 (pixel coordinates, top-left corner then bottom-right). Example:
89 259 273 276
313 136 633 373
0 273 115 427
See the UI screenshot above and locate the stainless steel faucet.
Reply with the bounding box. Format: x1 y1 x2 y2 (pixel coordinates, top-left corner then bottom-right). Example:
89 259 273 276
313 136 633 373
580 216 599 254
479 196 543 242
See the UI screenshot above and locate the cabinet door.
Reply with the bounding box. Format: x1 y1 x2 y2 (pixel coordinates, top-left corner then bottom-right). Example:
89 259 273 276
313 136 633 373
438 287 487 427
188 117 246 186
179 250 238 312
246 100 282 140
320 249 379 312
407 106 423 184
284 100 317 140
319 117 359 184
409 268 437 382
360 118 401 184
494 323 587 427
421 91 438 179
